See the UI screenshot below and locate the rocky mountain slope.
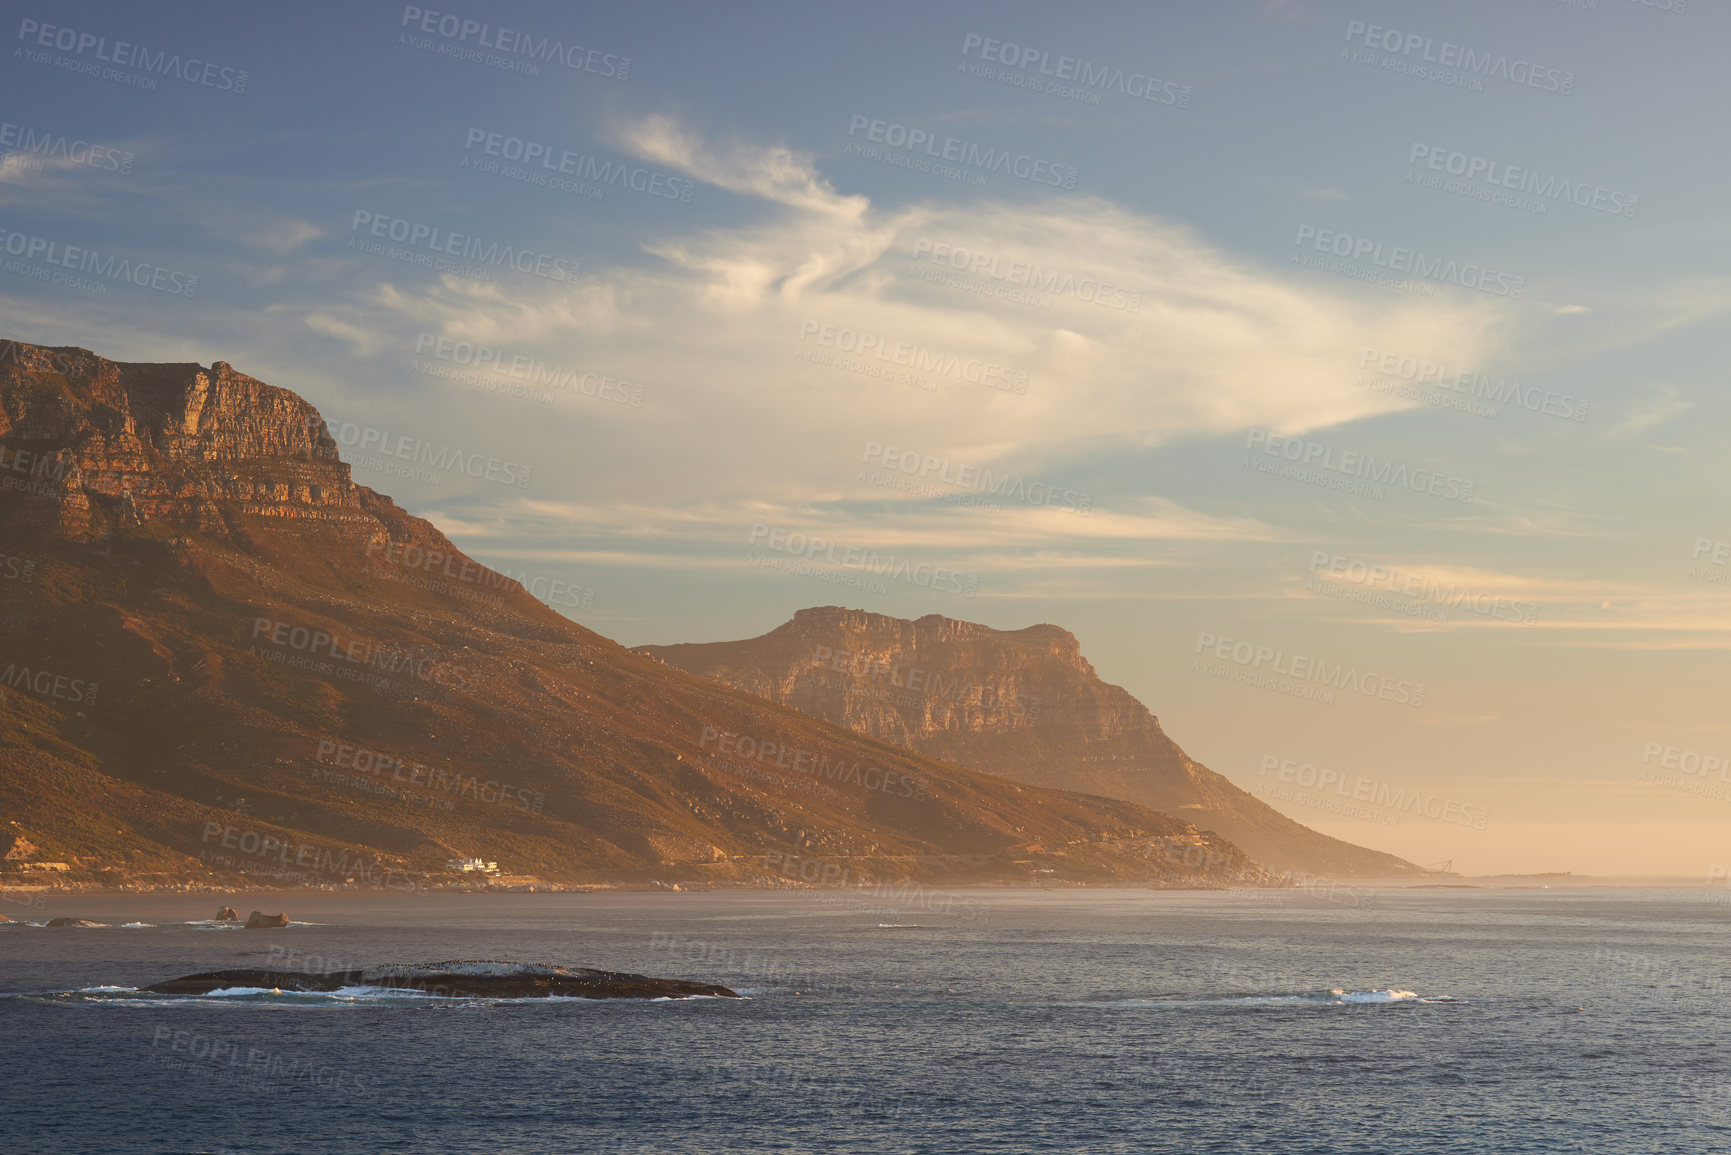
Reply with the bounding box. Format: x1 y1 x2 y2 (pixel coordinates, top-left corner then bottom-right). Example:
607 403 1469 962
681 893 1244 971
638 607 1422 877
0 340 1271 889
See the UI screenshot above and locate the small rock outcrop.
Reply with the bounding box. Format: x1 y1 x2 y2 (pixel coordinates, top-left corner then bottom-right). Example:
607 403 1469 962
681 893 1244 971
243 910 289 929
215 906 239 921
143 959 741 999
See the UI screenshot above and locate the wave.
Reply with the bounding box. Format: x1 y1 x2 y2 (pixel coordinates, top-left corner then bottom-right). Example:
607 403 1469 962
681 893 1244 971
1072 988 1464 1009
20 984 742 1009
1233 988 1423 1005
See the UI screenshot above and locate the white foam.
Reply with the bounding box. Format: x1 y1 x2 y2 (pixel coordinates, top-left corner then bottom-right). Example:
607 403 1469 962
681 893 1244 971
1220 988 1425 1007
326 985 439 999
1077 987 1440 1010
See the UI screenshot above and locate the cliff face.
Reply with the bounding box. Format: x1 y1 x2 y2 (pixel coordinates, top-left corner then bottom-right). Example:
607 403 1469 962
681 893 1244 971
0 340 1270 890
0 342 375 539
639 607 1424 878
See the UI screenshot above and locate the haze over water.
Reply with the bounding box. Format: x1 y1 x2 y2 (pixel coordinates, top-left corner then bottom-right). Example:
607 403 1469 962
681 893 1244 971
5 889 1728 1153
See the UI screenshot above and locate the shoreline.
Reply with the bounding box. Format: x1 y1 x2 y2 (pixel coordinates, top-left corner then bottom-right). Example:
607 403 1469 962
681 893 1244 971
3 874 1708 900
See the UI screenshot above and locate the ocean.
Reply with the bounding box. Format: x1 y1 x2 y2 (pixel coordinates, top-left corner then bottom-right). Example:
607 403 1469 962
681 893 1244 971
3 886 1728 1153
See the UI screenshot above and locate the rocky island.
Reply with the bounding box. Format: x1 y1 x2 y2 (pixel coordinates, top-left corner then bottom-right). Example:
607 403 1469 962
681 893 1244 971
143 959 742 999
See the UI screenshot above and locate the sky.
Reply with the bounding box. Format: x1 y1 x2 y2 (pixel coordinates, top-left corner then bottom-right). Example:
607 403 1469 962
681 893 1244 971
1 0 1726 877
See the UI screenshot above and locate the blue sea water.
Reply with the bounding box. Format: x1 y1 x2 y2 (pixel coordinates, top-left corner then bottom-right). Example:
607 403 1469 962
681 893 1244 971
3 886 1729 1154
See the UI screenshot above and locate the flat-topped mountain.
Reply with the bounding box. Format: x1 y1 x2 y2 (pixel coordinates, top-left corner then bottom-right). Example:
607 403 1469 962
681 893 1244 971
0 339 1269 889
638 607 1421 877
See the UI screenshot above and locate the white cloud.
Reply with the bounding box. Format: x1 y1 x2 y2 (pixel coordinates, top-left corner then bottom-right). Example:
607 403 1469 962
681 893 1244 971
344 119 1506 513
611 113 868 220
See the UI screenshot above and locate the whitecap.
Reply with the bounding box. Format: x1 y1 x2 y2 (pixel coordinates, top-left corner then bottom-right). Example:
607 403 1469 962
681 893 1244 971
1335 988 1419 1004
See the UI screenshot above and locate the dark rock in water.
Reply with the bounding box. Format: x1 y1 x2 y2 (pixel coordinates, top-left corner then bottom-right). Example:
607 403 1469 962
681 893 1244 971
243 910 289 929
216 906 239 921
143 960 742 999
45 917 107 927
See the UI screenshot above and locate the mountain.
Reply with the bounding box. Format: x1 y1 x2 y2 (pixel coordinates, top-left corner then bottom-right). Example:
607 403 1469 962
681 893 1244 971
637 607 1423 877
0 339 1272 890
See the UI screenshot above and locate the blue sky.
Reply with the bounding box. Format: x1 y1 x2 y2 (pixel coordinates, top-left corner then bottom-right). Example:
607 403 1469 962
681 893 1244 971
3 0 1728 875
